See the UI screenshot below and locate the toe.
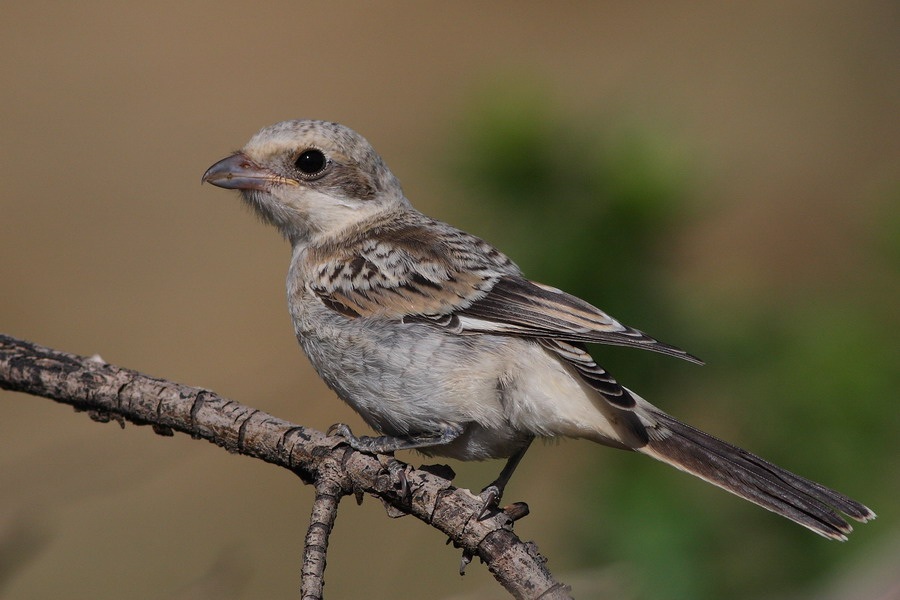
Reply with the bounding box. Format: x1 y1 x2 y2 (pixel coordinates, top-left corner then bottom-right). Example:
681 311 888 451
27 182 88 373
477 485 501 520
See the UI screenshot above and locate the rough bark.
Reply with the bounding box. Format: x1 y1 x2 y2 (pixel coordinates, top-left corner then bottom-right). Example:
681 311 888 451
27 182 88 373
0 333 572 600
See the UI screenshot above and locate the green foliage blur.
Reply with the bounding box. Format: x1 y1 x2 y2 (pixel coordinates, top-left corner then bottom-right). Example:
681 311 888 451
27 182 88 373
444 85 897 600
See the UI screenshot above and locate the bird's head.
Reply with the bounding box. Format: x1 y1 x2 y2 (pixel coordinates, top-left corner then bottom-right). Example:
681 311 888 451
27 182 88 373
202 120 407 244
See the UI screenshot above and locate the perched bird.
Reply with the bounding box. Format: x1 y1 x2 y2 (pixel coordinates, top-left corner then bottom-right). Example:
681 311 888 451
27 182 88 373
203 119 874 540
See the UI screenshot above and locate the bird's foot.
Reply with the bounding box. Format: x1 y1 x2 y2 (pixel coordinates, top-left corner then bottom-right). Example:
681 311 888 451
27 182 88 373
378 454 410 501
327 423 386 453
327 424 411 504
327 422 463 454
476 485 530 522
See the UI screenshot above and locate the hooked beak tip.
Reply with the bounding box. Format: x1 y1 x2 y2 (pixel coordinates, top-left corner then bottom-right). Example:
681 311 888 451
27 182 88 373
202 153 290 191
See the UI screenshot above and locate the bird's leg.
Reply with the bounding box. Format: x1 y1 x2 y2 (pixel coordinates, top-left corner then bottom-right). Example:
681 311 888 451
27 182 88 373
478 437 534 520
327 422 463 453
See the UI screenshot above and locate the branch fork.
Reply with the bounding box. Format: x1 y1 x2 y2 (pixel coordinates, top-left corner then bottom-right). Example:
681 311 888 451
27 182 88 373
0 334 572 599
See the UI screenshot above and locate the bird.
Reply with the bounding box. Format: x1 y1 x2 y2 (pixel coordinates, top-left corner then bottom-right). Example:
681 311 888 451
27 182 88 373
202 119 874 540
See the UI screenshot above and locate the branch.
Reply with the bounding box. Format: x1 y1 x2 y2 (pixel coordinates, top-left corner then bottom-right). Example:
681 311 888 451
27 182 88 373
301 474 346 600
0 334 572 599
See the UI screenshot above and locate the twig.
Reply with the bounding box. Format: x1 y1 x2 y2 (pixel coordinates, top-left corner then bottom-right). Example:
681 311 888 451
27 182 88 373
301 471 346 600
0 333 572 599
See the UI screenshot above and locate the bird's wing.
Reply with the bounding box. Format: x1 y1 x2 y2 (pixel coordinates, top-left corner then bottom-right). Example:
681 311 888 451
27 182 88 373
307 217 699 365
309 256 496 319
306 218 511 320
452 276 702 409
454 277 702 364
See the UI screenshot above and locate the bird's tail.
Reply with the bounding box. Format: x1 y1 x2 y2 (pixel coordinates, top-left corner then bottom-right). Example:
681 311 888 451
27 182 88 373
638 410 875 540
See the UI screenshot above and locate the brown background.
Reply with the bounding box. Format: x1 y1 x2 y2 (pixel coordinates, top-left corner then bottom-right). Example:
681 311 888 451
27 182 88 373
1 2 897 599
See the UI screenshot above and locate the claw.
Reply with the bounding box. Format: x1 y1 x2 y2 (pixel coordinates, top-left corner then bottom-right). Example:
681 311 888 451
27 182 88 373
327 422 356 447
326 423 377 453
477 485 501 520
378 455 409 500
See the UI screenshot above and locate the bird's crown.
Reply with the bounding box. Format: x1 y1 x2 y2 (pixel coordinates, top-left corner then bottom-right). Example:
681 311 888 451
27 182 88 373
203 120 407 244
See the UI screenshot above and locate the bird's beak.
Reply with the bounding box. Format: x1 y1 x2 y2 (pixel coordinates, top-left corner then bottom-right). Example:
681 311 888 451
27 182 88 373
202 153 297 191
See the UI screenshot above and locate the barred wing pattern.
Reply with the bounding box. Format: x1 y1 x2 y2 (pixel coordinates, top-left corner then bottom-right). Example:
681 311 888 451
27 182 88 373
307 214 514 319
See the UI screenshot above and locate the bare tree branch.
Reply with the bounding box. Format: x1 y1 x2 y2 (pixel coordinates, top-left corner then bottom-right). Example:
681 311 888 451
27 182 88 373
0 333 573 600
301 469 346 600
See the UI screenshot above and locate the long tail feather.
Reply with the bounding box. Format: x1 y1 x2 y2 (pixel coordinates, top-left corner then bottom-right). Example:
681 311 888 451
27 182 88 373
640 411 875 540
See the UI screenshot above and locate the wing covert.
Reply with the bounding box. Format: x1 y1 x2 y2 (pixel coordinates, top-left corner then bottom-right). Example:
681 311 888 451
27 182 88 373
306 214 515 319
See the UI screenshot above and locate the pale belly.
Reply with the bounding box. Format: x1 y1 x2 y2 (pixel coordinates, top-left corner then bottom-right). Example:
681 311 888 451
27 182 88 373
290 287 635 460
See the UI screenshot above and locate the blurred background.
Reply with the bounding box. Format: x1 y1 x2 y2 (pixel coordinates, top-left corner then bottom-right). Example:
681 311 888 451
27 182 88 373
1 2 897 599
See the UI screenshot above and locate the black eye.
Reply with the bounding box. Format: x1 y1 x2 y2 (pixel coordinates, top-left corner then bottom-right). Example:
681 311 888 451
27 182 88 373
294 149 327 176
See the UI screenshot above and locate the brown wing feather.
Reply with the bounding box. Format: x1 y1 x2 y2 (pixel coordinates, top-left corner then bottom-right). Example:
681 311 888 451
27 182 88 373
459 277 702 364
306 213 515 319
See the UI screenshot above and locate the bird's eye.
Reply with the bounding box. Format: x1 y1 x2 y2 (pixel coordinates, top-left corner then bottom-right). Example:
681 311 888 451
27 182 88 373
294 149 328 176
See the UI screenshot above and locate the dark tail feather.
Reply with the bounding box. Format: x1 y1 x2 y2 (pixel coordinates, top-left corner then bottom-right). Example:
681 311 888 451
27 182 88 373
640 411 875 540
